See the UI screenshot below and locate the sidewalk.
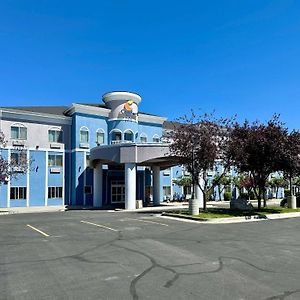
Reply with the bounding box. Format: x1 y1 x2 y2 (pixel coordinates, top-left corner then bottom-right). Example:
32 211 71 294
0 205 66 215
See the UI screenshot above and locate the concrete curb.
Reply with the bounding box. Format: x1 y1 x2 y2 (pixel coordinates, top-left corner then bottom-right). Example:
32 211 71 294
0 206 66 215
162 211 300 224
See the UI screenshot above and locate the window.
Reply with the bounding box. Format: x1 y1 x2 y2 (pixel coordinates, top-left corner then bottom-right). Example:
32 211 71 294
96 130 104 145
48 187 63 199
48 154 63 167
111 131 122 144
140 135 147 143
11 152 27 165
11 125 27 140
163 186 171 197
48 129 63 143
111 181 125 203
80 128 89 143
84 186 92 194
10 187 27 200
124 131 134 143
153 135 160 143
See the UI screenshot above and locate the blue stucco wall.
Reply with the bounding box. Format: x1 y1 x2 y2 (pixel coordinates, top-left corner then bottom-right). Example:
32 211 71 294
29 150 46 206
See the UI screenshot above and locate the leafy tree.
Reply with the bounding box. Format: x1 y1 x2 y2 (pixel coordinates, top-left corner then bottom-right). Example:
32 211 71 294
280 130 300 195
172 175 192 200
0 131 30 183
168 112 232 210
213 174 231 201
228 115 288 209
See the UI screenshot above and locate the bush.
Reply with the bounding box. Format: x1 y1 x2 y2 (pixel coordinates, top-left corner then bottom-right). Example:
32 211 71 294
224 191 232 201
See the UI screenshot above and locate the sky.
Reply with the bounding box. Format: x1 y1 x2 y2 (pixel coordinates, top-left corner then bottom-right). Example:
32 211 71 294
0 0 300 128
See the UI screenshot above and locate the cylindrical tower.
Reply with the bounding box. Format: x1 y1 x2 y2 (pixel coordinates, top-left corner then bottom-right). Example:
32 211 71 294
102 91 141 144
102 91 141 121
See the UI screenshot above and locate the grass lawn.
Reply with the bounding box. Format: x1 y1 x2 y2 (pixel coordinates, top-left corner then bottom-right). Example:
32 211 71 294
176 206 300 219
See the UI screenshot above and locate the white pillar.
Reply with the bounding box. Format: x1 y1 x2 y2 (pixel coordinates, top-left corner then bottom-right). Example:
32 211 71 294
125 163 136 210
153 166 161 206
93 164 103 207
195 176 204 209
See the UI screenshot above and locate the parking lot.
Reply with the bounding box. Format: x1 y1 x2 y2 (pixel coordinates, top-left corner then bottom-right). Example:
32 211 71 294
1 210 300 300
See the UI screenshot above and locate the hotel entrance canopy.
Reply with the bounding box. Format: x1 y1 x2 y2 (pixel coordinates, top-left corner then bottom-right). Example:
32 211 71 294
90 143 180 210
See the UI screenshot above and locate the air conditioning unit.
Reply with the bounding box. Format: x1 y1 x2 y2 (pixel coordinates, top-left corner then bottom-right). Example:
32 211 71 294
12 140 25 147
79 143 89 149
50 143 61 149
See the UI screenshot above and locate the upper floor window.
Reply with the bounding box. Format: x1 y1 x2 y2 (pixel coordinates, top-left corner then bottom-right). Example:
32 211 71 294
111 130 122 144
48 154 63 167
153 135 160 143
48 129 63 143
140 134 147 143
96 129 105 145
11 124 27 140
80 127 89 143
124 130 134 143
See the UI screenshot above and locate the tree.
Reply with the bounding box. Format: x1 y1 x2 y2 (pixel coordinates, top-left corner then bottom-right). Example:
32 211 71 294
0 131 30 183
172 175 192 200
167 112 232 210
228 115 288 209
280 130 300 195
213 174 231 201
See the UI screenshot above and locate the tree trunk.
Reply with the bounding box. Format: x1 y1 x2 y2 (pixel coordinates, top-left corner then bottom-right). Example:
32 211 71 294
203 192 206 210
263 187 267 208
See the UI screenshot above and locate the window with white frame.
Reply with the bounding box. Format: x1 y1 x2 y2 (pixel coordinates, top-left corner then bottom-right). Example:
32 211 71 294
111 181 125 203
140 134 147 143
10 152 27 165
124 130 134 142
111 131 122 144
48 154 63 167
152 135 160 143
10 187 27 200
11 125 27 140
80 127 89 143
48 129 63 143
48 186 63 198
96 130 105 145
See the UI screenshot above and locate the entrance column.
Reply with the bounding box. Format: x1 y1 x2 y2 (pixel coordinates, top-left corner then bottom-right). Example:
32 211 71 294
93 163 103 207
125 163 136 209
152 166 161 206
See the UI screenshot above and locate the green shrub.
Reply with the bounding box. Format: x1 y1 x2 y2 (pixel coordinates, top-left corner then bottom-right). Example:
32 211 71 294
224 191 232 201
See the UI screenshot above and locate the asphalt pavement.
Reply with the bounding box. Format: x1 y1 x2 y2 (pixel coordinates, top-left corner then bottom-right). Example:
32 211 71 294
0 210 300 300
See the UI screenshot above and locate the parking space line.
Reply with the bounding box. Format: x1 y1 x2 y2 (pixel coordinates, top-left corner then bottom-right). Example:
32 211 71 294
80 220 118 232
125 218 169 227
26 224 50 237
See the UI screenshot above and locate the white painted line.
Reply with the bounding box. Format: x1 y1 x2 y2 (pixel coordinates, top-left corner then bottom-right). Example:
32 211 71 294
27 224 50 237
80 220 118 232
125 218 169 227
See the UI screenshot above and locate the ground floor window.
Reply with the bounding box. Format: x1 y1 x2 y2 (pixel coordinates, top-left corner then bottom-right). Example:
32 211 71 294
10 187 27 200
111 181 125 203
48 187 63 199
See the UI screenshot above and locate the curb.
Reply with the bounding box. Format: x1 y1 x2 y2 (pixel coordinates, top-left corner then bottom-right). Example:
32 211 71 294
162 211 300 224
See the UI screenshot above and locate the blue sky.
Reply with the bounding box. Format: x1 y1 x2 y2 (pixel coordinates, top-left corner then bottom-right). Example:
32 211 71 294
0 0 300 128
